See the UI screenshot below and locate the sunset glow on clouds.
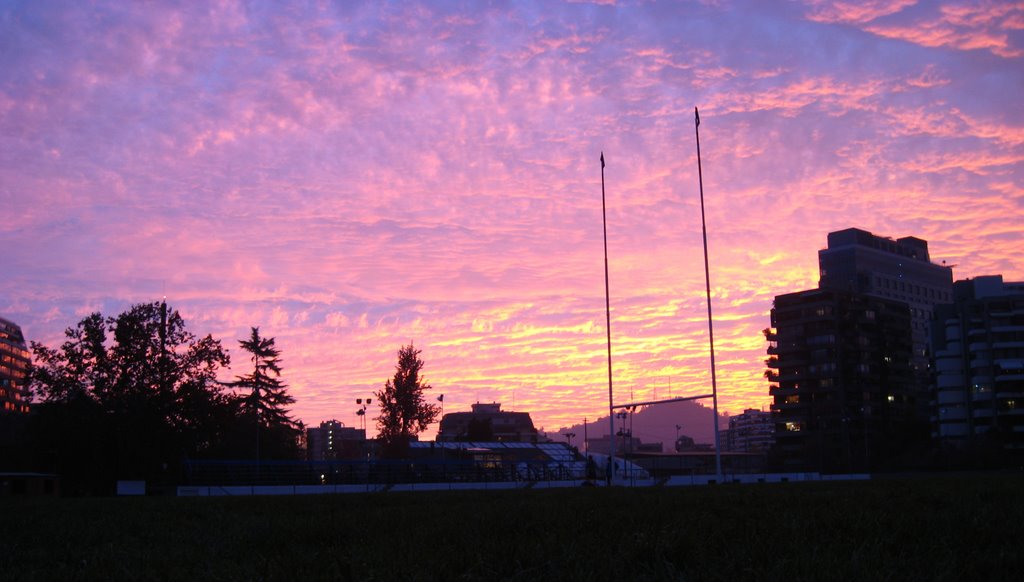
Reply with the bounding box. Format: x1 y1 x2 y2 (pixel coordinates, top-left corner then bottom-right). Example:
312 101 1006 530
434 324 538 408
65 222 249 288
2 0 1022 439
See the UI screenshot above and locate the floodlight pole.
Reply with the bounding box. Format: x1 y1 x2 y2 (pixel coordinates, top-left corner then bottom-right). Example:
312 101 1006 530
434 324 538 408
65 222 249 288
600 152 616 486
695 107 723 481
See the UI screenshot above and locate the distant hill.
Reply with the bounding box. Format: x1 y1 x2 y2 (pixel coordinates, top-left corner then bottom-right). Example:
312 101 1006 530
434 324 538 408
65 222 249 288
554 399 727 451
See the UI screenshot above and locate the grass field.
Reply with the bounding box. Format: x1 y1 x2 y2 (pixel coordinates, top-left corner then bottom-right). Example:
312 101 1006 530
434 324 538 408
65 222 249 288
3 474 1023 581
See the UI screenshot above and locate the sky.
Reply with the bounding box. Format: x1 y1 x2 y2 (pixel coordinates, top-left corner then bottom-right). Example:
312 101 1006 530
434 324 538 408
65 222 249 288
2 0 1022 439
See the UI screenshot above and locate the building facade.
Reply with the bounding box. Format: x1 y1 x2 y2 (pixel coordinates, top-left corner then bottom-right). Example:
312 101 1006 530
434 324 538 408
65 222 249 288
768 288 922 472
437 402 539 443
722 409 774 453
0 317 31 414
932 276 1024 454
306 420 366 461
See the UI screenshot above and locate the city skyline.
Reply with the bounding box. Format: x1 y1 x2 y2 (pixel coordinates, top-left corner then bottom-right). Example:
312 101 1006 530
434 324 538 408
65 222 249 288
2 1 1022 437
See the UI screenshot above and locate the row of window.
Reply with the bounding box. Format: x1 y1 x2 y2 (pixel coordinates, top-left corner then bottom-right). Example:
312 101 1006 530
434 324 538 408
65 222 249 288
0 365 27 379
874 276 950 302
2 353 29 364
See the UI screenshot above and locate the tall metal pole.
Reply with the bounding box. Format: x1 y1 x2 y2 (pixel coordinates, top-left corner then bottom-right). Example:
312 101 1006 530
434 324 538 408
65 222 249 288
695 108 723 481
600 152 616 485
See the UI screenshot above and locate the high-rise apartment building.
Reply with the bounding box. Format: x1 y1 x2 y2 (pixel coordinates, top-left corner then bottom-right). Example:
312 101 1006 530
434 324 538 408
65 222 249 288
819 228 954 371
768 289 920 472
0 317 31 414
817 228 954 433
932 276 1024 453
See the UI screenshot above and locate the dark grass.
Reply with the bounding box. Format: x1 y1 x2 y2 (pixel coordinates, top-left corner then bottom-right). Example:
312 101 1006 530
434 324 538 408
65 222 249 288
3 474 1023 581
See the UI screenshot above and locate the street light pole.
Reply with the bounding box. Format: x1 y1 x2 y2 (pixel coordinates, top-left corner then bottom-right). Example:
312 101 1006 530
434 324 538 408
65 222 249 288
356 398 371 433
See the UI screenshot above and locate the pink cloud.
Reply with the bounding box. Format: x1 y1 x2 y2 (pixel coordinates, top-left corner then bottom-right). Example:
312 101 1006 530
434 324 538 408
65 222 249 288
804 0 919 24
2 0 1021 440
806 0 1024 57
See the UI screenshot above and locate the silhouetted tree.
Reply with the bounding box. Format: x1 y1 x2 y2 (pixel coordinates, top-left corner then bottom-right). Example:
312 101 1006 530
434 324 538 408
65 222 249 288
375 343 440 458
26 302 234 493
230 327 301 460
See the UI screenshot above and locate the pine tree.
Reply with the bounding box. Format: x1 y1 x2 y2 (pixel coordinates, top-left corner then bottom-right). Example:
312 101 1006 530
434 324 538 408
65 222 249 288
232 327 300 459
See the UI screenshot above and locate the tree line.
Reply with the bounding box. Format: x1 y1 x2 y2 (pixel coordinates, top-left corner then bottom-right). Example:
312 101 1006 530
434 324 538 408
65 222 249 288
0 302 449 494
2 302 302 495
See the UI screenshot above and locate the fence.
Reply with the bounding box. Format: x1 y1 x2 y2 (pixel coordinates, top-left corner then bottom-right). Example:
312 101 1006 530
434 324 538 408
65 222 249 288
183 458 586 487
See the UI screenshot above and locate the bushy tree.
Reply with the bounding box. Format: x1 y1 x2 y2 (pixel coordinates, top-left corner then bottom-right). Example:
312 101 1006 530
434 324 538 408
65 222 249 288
27 302 235 493
375 343 440 457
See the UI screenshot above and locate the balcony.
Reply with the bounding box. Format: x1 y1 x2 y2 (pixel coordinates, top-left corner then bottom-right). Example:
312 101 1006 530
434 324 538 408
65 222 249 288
765 357 779 368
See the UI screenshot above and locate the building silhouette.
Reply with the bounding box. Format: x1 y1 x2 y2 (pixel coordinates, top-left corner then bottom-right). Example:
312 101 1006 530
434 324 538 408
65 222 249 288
768 288 921 472
586 434 664 456
721 409 774 453
306 420 366 461
0 317 31 414
437 402 539 443
818 228 953 416
932 275 1024 456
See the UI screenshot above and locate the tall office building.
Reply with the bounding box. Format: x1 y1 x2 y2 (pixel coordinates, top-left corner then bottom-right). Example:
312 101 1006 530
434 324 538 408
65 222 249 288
0 317 31 414
932 276 1024 454
768 289 920 472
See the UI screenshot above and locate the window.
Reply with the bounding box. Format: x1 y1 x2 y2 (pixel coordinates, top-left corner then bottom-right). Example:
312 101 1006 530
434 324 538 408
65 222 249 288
785 422 802 432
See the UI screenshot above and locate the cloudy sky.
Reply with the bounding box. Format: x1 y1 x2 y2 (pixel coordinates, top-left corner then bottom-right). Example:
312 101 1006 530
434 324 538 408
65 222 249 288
3 0 1022 437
